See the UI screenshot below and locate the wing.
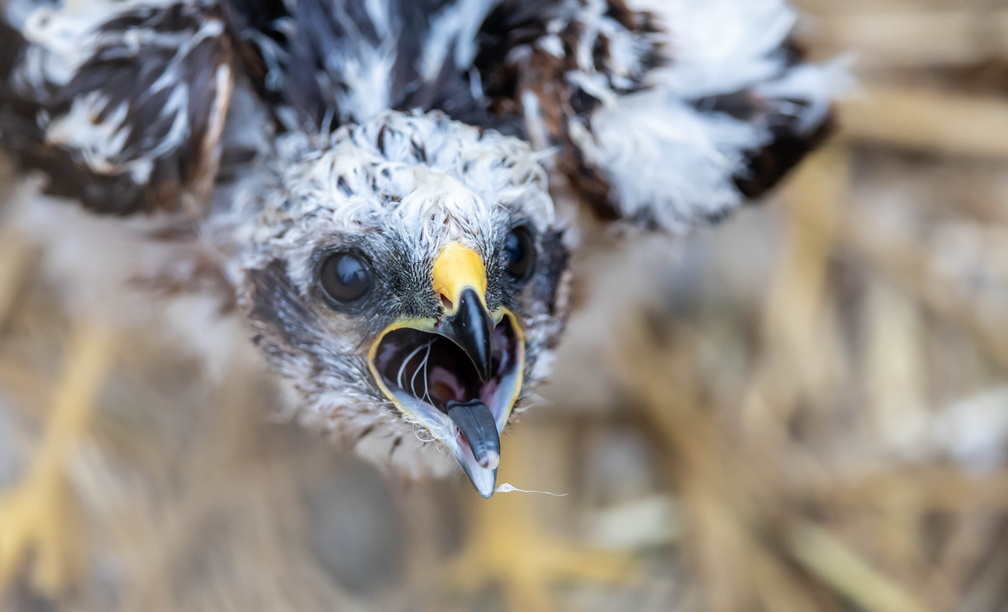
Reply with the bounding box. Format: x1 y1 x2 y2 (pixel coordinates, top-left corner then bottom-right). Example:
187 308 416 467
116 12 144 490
473 0 844 231
11 0 838 226
0 1 233 216
220 0 516 133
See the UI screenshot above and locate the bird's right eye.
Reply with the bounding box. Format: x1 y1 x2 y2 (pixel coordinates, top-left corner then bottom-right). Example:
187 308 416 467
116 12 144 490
319 252 373 304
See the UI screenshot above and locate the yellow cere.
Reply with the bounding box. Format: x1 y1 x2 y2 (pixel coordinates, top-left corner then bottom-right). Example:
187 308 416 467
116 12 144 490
432 242 487 311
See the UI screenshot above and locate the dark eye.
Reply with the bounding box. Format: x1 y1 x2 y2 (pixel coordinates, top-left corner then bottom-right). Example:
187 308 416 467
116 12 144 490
505 226 536 283
319 252 373 304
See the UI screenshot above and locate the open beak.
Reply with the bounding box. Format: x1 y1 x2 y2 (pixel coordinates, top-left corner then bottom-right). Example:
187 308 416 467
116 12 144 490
440 286 495 382
367 243 525 498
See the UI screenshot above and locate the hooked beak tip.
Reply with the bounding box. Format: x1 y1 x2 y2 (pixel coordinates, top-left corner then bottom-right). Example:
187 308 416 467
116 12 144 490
449 399 501 498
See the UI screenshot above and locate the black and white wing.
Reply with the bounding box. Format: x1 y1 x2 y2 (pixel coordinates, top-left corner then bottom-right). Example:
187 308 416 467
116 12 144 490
221 0 843 231
477 0 845 231
219 0 518 133
0 0 233 216
1 0 841 228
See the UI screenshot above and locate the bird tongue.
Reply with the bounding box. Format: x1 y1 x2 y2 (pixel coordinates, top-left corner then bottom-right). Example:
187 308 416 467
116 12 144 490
447 400 501 471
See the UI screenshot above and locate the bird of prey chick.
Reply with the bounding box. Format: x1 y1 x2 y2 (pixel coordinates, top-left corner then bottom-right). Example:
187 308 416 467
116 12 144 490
0 0 841 498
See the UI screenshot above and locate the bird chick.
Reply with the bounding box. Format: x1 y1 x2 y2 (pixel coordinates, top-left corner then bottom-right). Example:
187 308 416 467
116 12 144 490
236 112 571 496
0 0 842 497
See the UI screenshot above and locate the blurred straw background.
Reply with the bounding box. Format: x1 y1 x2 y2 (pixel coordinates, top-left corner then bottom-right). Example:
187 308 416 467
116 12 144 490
3 0 1008 610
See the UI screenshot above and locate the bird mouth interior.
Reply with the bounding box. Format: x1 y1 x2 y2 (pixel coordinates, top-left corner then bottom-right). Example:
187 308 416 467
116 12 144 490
369 312 524 450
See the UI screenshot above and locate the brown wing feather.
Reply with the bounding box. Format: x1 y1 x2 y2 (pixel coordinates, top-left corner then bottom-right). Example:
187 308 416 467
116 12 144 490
474 0 840 231
0 3 233 217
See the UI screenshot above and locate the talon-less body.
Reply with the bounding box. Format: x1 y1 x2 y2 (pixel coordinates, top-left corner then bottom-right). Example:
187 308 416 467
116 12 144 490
0 0 841 495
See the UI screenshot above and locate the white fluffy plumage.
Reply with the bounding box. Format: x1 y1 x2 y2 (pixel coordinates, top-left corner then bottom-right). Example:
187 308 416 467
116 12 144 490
248 111 553 260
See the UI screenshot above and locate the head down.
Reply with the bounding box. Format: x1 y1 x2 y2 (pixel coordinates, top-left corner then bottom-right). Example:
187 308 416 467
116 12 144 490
239 111 571 497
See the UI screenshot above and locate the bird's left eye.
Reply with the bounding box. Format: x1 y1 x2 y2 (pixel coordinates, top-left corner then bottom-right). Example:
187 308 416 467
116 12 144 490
505 226 536 284
319 252 373 304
